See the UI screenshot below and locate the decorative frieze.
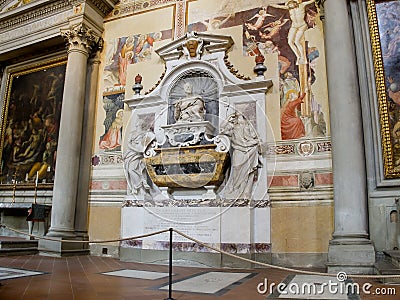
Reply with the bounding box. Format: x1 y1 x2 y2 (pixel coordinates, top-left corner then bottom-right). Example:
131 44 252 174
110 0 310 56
120 240 271 254
122 198 270 208
91 153 123 166
105 0 178 21
0 1 70 31
266 138 332 157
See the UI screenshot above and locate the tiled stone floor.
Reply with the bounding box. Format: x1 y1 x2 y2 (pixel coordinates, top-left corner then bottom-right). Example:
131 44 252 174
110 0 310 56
0 254 398 299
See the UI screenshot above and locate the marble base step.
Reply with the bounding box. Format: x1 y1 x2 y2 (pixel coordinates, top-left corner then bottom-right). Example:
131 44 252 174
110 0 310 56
375 251 400 284
0 237 38 256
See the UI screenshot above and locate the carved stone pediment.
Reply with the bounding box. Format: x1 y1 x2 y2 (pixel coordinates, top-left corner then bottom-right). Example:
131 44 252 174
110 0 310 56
156 31 234 62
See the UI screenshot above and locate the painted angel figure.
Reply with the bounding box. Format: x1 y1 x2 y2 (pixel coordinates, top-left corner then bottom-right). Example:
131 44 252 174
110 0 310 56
245 8 274 31
259 17 290 40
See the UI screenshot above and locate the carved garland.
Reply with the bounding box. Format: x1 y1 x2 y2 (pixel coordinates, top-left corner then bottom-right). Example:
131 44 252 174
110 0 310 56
224 54 250 81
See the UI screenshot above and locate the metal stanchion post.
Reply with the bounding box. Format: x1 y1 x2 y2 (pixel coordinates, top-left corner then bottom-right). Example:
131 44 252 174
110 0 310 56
164 228 175 300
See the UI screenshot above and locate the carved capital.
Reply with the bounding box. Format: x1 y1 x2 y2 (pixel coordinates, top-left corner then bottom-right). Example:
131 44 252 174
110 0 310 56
61 24 101 56
89 37 104 62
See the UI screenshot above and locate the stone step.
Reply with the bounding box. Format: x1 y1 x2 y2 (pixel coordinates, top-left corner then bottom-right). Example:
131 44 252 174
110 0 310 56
0 239 38 249
0 247 38 256
0 237 38 256
375 259 400 284
383 250 400 269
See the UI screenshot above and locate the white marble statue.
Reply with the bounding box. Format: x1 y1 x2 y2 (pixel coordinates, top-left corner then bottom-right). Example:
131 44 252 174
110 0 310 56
174 82 206 122
123 120 158 199
219 112 262 200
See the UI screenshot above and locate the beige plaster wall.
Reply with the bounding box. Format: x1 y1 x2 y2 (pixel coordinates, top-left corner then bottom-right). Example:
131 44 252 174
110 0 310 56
88 206 121 247
271 203 334 253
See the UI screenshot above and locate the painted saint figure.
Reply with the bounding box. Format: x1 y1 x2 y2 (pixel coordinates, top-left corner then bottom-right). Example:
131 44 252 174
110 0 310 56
174 82 206 123
99 109 124 150
220 113 262 200
268 0 316 65
281 91 306 140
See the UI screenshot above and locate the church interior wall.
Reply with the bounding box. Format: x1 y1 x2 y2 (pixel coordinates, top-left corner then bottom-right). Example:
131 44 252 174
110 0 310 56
4 0 397 270
88 0 334 267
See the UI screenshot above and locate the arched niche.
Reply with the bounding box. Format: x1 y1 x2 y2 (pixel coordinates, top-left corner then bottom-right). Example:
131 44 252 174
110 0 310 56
167 69 219 134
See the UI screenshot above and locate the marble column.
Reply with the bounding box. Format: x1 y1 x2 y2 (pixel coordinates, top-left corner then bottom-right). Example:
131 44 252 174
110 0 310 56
40 24 100 255
74 41 103 238
322 0 375 273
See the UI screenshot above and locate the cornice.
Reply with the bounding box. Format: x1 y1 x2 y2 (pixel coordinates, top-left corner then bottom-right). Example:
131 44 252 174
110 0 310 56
0 0 117 32
0 0 70 32
88 0 117 16
69 0 117 17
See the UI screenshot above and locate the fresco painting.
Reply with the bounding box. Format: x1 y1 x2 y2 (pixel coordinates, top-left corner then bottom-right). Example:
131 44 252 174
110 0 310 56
188 1 326 141
103 30 169 93
98 93 125 152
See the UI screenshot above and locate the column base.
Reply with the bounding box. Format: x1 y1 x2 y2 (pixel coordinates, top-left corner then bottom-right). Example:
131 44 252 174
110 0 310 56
39 236 89 257
327 237 375 274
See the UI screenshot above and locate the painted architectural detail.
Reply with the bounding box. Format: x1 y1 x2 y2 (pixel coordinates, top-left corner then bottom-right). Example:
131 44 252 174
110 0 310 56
91 153 123 166
299 171 314 190
297 140 314 156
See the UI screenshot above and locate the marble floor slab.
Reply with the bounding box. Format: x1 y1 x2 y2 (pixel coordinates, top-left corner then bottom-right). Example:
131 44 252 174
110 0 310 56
102 269 170 280
158 271 254 295
268 274 360 299
0 267 44 281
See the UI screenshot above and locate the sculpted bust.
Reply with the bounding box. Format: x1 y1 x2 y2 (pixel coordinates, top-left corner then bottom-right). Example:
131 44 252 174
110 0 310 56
174 82 205 123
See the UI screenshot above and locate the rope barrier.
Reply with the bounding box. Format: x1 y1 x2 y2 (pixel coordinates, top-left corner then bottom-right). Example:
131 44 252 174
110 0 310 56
2 223 400 280
172 229 400 280
0 224 169 244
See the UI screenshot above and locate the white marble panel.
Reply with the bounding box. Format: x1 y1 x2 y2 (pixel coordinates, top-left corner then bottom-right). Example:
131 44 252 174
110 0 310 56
252 207 271 243
102 269 169 280
121 207 145 238
159 271 252 294
221 207 250 243
0 267 44 280
142 207 221 244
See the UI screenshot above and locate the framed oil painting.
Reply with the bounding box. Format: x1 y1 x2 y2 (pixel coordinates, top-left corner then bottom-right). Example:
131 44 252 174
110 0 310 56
367 0 400 178
0 58 66 188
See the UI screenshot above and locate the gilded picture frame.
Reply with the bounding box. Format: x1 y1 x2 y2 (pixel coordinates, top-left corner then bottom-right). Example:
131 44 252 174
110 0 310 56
367 0 400 178
0 58 67 189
